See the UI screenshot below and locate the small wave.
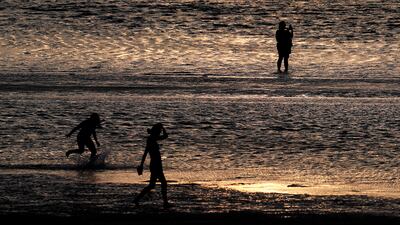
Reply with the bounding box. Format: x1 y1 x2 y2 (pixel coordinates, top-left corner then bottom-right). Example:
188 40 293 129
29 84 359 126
0 164 135 171
2 76 400 98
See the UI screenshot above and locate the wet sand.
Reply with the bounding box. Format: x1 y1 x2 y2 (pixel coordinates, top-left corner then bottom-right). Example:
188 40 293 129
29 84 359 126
3 213 399 225
1 171 399 224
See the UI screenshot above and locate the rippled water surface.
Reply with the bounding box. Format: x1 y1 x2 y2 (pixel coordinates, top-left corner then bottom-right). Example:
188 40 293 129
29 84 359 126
0 0 398 76
1 92 399 193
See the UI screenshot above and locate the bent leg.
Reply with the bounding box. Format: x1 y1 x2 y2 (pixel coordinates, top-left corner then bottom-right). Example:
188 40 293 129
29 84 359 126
85 139 97 160
134 173 157 204
66 139 85 157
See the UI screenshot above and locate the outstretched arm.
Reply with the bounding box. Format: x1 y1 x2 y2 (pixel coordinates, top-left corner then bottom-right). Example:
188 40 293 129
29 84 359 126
66 123 82 137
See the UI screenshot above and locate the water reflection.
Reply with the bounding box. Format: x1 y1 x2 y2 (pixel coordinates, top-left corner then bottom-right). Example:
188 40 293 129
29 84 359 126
0 1 398 76
221 181 400 198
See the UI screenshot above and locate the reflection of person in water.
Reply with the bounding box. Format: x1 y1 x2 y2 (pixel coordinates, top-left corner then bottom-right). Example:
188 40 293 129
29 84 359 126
134 123 172 208
66 113 102 160
276 21 293 73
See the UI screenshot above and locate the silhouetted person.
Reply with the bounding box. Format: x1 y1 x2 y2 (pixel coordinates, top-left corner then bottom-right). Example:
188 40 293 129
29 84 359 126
276 21 293 73
66 113 102 161
134 123 172 208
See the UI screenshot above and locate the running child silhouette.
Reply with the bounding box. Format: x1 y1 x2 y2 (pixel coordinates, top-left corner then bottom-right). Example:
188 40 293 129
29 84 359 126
65 113 102 161
134 123 172 208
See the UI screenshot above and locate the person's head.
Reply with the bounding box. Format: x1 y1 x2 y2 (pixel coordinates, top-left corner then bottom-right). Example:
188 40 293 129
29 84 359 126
90 113 102 127
279 21 286 30
148 123 163 136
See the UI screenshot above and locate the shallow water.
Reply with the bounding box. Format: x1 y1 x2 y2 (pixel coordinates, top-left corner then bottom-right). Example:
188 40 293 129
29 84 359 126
0 91 399 198
0 0 398 77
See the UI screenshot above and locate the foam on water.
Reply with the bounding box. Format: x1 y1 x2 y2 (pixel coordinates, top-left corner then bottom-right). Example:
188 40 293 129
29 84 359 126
73 147 112 169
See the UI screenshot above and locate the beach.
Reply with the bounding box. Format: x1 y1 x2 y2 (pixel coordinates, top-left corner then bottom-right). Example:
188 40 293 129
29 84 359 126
1 170 399 225
1 0 400 224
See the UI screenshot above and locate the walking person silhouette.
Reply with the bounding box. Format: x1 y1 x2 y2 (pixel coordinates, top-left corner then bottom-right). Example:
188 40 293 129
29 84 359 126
65 113 102 161
276 21 293 73
134 123 172 208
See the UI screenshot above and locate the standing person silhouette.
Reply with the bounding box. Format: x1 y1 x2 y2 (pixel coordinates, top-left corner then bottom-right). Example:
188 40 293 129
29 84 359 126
276 21 293 73
65 113 102 161
134 123 172 208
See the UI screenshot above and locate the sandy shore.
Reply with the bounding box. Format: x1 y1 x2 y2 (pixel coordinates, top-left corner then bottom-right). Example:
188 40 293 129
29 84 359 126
2 212 399 225
1 171 399 224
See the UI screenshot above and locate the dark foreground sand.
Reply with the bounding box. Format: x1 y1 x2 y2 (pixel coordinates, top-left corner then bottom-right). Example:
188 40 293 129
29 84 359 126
2 212 400 225
0 172 399 225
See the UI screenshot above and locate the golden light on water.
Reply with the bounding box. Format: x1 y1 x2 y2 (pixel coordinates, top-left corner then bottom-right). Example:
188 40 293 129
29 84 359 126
221 181 400 198
53 168 400 199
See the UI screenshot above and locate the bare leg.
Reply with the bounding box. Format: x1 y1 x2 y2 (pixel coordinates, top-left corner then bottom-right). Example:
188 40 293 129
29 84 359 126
284 55 289 73
85 139 97 160
158 173 169 207
277 55 283 73
134 173 157 205
66 140 85 157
